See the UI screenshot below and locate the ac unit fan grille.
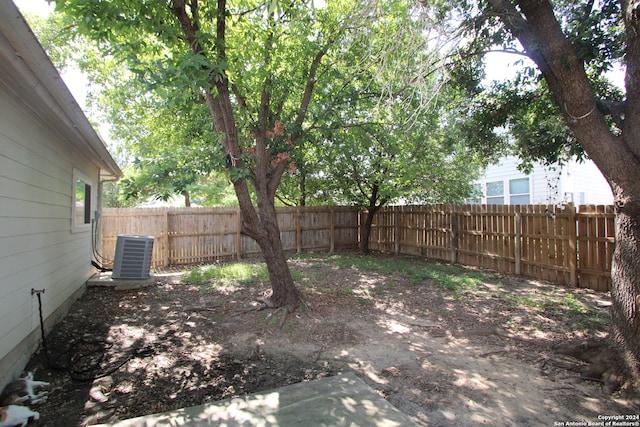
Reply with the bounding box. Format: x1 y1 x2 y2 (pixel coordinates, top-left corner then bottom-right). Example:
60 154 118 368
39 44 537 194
112 235 154 279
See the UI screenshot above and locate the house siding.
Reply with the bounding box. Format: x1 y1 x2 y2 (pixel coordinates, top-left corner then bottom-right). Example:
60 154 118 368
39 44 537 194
561 159 613 205
0 85 98 387
474 155 613 205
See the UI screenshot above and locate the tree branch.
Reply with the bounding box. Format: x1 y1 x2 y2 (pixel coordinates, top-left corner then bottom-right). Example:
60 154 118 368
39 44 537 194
170 0 260 236
486 0 624 179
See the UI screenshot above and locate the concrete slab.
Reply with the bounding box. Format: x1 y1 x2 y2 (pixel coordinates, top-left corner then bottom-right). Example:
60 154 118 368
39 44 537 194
94 372 418 427
87 272 155 290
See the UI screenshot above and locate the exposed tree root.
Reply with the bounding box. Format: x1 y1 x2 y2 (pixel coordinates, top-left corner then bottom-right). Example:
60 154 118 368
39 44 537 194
189 305 224 312
231 303 270 316
278 307 289 328
480 349 510 358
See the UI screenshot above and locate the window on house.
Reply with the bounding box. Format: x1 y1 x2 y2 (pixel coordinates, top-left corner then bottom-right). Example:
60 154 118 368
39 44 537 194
486 181 504 204
74 172 92 228
509 178 530 204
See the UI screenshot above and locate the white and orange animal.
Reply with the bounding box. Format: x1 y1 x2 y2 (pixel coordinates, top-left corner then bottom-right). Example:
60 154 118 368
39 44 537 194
0 371 49 426
0 372 49 407
0 405 40 427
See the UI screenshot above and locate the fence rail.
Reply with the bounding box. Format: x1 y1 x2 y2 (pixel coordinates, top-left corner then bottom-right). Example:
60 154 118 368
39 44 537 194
101 203 615 291
367 204 615 291
101 206 360 268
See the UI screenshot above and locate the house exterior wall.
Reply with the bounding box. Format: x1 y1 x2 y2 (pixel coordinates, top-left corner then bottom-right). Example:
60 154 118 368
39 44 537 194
0 85 99 388
471 155 613 205
559 158 614 205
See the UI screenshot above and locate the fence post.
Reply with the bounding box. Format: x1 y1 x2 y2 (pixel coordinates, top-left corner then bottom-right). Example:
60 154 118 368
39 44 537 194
394 206 401 254
566 202 577 286
163 209 170 266
450 210 458 264
359 210 365 250
236 208 242 260
330 207 335 253
296 207 302 254
515 211 522 275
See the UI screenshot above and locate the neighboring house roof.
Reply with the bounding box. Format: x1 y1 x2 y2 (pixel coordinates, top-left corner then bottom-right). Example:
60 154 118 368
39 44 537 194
0 1 122 179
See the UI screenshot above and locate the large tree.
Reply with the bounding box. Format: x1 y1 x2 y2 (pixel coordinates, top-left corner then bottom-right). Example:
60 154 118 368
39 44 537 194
52 0 433 312
447 0 640 386
272 1 488 246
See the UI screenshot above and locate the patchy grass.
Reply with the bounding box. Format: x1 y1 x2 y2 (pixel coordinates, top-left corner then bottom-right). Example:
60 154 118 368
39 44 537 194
183 254 608 335
292 253 608 335
308 253 486 293
503 288 609 332
561 292 587 315
184 262 301 286
505 293 548 310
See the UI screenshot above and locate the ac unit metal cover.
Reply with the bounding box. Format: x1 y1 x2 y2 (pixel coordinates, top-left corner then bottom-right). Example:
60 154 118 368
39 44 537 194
112 234 154 279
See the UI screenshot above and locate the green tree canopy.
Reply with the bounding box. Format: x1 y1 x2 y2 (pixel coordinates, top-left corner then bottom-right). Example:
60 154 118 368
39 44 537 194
50 0 463 311
434 0 640 387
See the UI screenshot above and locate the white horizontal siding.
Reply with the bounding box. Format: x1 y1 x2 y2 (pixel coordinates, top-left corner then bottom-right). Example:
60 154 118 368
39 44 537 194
475 155 613 205
529 164 561 204
0 85 97 365
563 159 613 205
480 156 530 182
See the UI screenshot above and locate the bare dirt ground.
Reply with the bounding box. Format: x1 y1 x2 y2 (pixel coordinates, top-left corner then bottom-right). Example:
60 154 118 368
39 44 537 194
26 253 639 426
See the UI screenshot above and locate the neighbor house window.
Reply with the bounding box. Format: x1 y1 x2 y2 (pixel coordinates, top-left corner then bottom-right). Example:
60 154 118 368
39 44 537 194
73 171 92 229
486 181 504 204
509 178 530 204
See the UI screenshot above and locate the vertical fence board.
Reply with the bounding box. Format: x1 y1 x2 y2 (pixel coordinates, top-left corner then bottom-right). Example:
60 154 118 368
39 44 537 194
576 205 615 291
102 206 360 268
102 204 614 292
366 204 613 291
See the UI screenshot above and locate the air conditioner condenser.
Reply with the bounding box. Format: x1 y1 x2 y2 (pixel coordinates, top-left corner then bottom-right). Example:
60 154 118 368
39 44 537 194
112 234 154 279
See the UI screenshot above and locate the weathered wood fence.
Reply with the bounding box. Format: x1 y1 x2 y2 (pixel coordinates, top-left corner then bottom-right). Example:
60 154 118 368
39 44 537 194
101 204 615 291
366 204 615 291
101 206 360 267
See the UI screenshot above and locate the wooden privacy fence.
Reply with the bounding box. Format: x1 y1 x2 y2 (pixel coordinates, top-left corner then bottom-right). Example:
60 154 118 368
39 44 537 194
100 204 615 292
101 206 360 268
367 204 615 291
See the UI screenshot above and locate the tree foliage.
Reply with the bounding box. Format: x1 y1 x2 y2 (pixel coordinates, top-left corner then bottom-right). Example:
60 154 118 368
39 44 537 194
51 0 474 310
436 0 640 387
444 0 625 171
46 0 484 207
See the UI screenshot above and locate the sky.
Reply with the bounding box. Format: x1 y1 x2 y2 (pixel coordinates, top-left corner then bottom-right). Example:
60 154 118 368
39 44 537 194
14 0 89 110
12 0 624 129
13 0 53 16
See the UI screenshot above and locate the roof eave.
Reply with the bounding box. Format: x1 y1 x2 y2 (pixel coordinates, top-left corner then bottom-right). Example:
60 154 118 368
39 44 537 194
0 2 123 179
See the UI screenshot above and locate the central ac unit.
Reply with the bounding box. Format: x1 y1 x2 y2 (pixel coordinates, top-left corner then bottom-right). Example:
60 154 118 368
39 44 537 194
112 234 154 279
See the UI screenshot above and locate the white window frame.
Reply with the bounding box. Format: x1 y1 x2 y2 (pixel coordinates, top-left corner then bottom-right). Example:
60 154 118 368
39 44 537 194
509 177 530 204
72 169 93 231
486 181 504 205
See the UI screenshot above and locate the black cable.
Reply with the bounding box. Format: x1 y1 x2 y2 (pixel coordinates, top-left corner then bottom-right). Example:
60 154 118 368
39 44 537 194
35 291 155 382
36 292 57 370
91 216 113 269
92 260 111 273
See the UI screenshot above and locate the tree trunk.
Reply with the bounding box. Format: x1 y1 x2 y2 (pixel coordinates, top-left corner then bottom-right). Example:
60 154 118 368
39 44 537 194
244 203 302 311
299 173 306 207
610 202 640 382
486 0 640 385
361 205 384 254
360 184 386 254
360 209 374 254
257 230 302 312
